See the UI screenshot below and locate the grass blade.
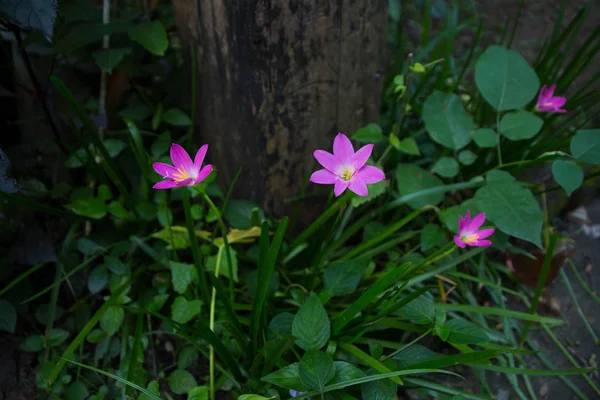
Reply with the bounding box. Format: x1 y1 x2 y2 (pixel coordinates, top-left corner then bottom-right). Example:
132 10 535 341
435 304 564 325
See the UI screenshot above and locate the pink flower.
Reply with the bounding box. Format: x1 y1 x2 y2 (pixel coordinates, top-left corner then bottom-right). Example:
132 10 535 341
454 210 495 248
536 84 567 113
152 144 213 189
309 133 385 197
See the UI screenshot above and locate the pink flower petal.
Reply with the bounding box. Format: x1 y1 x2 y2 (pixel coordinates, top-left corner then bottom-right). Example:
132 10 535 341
539 84 550 99
153 180 180 189
193 144 208 174
477 228 495 240
333 133 354 163
153 162 178 178
350 144 374 170
348 176 368 196
471 239 492 247
551 97 567 108
467 212 486 232
334 180 350 197
314 150 341 173
310 169 337 184
196 164 213 183
454 235 466 248
458 215 465 233
170 143 193 171
357 165 385 184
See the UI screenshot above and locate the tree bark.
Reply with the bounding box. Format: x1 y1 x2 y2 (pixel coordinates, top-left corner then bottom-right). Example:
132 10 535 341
172 0 387 218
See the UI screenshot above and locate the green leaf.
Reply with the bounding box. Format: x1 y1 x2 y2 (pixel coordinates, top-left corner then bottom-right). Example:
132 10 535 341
103 139 127 158
20 334 45 352
472 128 498 148
486 170 516 183
570 129 600 164
224 200 264 229
88 265 109 294
171 296 202 324
0 0 57 41
119 104 153 121
138 381 161 400
66 381 89 400
299 351 336 391
100 306 124 336
238 395 273 400
147 294 169 313
65 148 88 168
66 197 107 219
392 344 440 368
206 248 238 281
475 45 540 111
458 150 477 166
268 312 295 337
53 21 132 53
329 361 366 388
352 123 383 143
262 363 311 391
47 329 70 347
361 373 397 400
420 224 445 252
291 293 330 351
107 201 128 219
397 137 421 155
92 48 131 73
396 164 444 209
163 108 192 127
168 369 197 395
431 157 459 178
86 329 106 343
169 262 197 294
323 258 369 296
439 199 480 233
188 386 209 400
474 181 543 247
178 346 199 370
399 295 435 325
350 179 387 207
446 319 492 345
422 91 474 150
552 160 583 196
499 110 543 141
129 21 168 56
152 131 172 157
104 255 129 275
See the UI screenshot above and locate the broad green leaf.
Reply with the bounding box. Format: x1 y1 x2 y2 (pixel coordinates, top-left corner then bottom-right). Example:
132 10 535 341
129 21 168 56
66 197 107 219
163 108 192 127
88 265 109 294
92 48 131 73
119 104 153 121
65 148 88 168
53 21 132 53
499 110 543 141
268 312 295 337
399 295 435 325
104 255 129 275
104 139 127 158
20 334 45 352
323 258 369 296
178 346 199 370
486 170 515 183
169 262 197 294
168 369 197 395
299 351 336 391
329 361 366 388
571 129 600 164
458 150 477 166
420 224 445 252
224 200 264 229
352 123 383 143
66 381 89 400
472 128 498 148
475 45 540 111
351 179 387 207
188 386 209 400
439 199 480 233
397 137 420 155
361 373 397 400
292 293 330 351
152 131 172 157
171 296 202 324
77 237 103 255
47 329 70 347
392 344 440 368
261 363 311 391
446 319 492 345
551 160 583 196
86 329 106 344
147 293 169 312
138 381 160 400
396 164 444 209
107 201 128 219
422 91 474 150
100 306 124 336
431 157 459 178
0 0 57 41
474 181 543 247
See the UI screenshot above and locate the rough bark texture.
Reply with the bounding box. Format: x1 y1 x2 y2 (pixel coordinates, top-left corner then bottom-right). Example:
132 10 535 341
172 0 387 218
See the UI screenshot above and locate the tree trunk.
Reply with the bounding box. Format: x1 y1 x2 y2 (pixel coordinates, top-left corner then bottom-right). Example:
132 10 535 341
172 0 387 218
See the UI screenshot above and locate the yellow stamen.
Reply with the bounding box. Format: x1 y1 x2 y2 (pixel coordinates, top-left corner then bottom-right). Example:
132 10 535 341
172 167 190 182
462 233 479 244
339 166 356 181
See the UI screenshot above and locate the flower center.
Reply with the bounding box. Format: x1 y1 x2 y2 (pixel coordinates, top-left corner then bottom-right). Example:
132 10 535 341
172 166 190 182
461 233 479 244
338 166 356 181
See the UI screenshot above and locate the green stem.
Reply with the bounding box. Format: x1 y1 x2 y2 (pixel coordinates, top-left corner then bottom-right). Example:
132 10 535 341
182 189 210 304
568 259 600 305
496 111 503 166
560 269 599 344
382 329 431 360
208 247 224 400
